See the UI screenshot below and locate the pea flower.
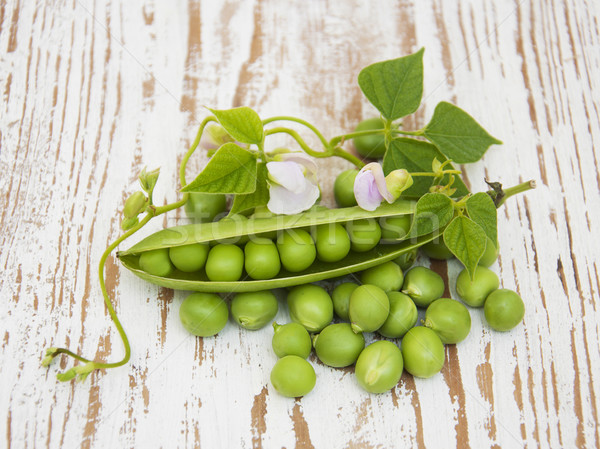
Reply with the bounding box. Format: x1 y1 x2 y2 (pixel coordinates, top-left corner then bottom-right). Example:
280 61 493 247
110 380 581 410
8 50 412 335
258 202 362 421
353 162 413 211
266 153 320 215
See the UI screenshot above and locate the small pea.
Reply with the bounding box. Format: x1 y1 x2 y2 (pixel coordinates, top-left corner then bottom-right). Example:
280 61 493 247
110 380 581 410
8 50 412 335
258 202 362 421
484 289 525 331
244 238 281 280
179 292 228 337
185 192 227 223
205 244 244 282
287 284 334 333
270 355 316 398
349 284 390 333
230 291 278 330
355 340 404 393
139 248 174 277
455 266 500 308
421 240 454 260
331 282 359 321
169 243 209 273
352 118 386 159
346 219 382 252
401 326 445 378
313 323 365 368
334 169 359 207
402 266 445 308
378 292 418 338
424 298 471 344
272 322 312 359
479 237 499 267
360 261 404 292
379 215 412 241
276 229 316 273
394 248 418 271
314 223 351 263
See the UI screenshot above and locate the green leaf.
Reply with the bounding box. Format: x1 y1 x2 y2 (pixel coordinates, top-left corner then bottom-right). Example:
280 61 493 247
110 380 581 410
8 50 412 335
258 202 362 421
423 102 502 163
358 48 424 120
466 192 497 247
409 193 455 238
229 162 270 215
208 107 264 145
443 216 487 279
382 138 469 198
181 143 257 194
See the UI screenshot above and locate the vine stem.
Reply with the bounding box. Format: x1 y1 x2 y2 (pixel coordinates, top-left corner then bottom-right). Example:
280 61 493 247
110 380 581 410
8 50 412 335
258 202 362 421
496 180 536 207
263 116 330 150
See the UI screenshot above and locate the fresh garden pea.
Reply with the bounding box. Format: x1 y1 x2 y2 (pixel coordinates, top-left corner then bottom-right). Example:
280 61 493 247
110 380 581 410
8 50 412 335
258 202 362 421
230 291 278 330
272 322 312 359
244 238 281 280
204 244 244 282
346 219 382 252
179 292 228 337
287 284 334 332
168 243 209 273
484 289 525 331
379 215 411 241
455 266 500 308
139 248 174 277
360 261 404 292
353 118 386 159
402 266 445 308
355 340 404 393
314 223 351 263
270 355 316 398
401 326 445 378
276 229 316 272
378 292 418 338
421 240 454 260
479 237 499 267
331 282 359 321
185 192 227 223
334 169 359 207
394 248 418 271
349 284 390 333
313 323 365 368
424 298 471 344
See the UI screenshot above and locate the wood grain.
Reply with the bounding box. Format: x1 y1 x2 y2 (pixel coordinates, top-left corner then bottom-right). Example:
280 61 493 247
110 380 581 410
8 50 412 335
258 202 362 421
1 0 599 448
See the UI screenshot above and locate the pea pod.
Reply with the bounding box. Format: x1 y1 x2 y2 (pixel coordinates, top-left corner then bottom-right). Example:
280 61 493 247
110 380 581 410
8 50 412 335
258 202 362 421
118 201 437 292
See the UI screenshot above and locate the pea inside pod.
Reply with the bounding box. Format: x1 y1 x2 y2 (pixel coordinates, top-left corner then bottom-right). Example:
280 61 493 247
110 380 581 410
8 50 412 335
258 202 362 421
244 238 281 280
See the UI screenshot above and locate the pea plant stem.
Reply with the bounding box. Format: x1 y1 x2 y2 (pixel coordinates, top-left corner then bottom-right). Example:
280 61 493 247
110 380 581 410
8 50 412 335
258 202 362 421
263 116 330 150
496 180 536 207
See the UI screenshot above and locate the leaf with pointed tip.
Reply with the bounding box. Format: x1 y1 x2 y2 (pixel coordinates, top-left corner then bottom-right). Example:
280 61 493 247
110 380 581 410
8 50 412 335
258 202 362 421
466 192 497 247
409 193 455 238
443 216 487 279
229 162 270 215
208 107 264 144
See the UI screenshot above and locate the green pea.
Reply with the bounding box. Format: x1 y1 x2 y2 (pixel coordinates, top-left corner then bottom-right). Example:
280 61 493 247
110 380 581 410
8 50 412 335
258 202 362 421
185 192 227 222
394 248 418 271
205 244 244 282
355 340 404 393
455 266 500 308
360 261 404 292
353 118 386 159
379 215 411 241
272 322 312 359
349 284 390 333
334 169 359 207
402 266 445 308
313 323 365 368
331 282 359 321
479 237 499 267
346 219 382 252
424 298 471 344
314 223 351 263
230 291 278 330
401 326 445 378
484 289 525 331
421 240 454 260
168 243 209 272
179 292 228 337
244 238 281 280
276 229 316 272
287 284 333 332
270 355 316 398
139 248 174 277
378 292 418 338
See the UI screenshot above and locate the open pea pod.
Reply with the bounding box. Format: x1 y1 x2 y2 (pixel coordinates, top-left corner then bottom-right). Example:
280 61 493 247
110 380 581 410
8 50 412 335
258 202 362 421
118 201 435 293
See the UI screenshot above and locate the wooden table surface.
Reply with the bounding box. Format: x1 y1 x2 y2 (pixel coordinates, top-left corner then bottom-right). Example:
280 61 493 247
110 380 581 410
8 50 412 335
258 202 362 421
2 1 599 448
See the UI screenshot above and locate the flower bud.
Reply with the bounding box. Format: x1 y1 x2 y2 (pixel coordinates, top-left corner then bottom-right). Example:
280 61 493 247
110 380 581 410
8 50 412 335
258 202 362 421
385 169 413 199
123 191 147 219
